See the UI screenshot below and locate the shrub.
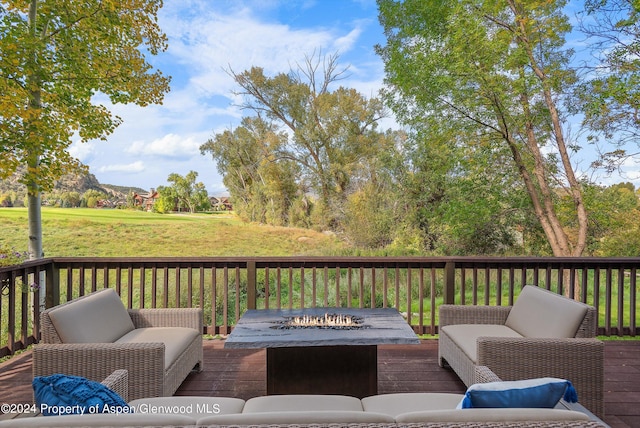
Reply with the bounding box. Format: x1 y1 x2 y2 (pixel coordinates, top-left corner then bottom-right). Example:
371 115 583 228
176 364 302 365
0 246 28 267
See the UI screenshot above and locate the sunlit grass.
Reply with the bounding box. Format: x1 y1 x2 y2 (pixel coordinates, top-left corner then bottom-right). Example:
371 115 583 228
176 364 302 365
0 207 347 257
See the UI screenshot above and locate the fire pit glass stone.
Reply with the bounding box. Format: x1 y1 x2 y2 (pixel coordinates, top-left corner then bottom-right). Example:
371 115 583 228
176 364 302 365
270 312 367 330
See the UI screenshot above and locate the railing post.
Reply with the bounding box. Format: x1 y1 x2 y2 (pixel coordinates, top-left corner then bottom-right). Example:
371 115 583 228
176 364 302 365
444 261 456 304
247 260 257 310
45 260 60 309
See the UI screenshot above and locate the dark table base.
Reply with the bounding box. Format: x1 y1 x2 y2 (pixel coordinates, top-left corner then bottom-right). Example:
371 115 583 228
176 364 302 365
266 345 377 398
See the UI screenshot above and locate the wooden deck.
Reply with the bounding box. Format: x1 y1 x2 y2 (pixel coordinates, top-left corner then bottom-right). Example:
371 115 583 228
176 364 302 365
1 339 638 427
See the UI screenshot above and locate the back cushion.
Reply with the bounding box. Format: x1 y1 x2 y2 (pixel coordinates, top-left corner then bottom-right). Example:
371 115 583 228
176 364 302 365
505 286 588 338
47 289 135 343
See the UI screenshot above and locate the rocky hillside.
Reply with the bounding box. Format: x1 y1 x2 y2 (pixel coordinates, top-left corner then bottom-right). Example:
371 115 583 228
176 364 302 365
53 169 107 194
0 165 146 199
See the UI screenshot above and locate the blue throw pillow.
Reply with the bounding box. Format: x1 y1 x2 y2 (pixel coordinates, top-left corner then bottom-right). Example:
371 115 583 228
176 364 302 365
33 374 130 416
458 377 578 409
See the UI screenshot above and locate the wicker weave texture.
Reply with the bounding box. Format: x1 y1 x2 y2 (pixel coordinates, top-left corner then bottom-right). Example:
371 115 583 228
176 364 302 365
473 365 502 384
439 305 512 328
437 293 604 420
477 337 604 420
34 289 203 401
100 369 128 402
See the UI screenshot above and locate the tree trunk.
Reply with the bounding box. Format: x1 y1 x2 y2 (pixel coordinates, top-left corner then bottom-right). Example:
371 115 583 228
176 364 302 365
27 190 43 259
516 79 572 257
27 0 43 260
508 0 589 258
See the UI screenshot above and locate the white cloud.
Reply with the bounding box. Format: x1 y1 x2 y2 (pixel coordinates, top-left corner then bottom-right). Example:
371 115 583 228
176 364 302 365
335 26 363 53
98 161 146 173
618 156 640 184
125 133 203 158
160 4 358 100
84 1 389 193
68 140 95 163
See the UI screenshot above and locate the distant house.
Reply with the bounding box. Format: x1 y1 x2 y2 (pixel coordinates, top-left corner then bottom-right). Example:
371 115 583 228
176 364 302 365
96 199 115 208
209 196 232 211
133 189 159 211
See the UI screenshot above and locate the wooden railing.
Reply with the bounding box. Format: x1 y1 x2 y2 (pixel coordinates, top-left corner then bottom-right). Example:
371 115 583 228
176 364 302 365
1 256 638 357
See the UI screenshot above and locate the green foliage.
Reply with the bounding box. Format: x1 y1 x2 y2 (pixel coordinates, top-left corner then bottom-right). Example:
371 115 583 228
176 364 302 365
155 171 210 214
376 0 591 256
0 0 170 191
580 182 640 256
344 183 396 248
170 171 210 213
201 117 297 224
0 245 27 267
0 0 170 258
153 185 176 214
205 52 403 233
82 189 107 208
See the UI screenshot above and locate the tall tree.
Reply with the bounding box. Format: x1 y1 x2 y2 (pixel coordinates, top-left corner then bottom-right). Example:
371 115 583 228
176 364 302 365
201 116 299 225
227 52 392 230
377 0 589 256
0 1 170 258
164 171 210 214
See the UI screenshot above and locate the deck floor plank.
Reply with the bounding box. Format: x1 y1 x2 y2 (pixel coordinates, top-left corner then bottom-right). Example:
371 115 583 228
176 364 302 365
0 339 638 427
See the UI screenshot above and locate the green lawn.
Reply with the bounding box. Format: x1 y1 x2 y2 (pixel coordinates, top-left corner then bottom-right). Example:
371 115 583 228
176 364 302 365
0 207 347 257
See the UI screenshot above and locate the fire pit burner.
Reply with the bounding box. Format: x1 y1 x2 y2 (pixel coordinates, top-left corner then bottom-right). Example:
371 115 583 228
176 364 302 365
270 312 367 330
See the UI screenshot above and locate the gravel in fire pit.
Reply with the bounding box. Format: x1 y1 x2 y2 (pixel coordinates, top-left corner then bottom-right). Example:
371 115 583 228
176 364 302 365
270 313 368 330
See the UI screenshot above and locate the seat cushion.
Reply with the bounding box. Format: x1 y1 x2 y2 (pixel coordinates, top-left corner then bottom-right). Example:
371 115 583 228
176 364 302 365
394 408 590 423
440 324 522 363
361 392 464 417
197 411 395 425
47 289 134 343
129 396 245 418
243 394 363 412
115 327 199 369
505 285 588 338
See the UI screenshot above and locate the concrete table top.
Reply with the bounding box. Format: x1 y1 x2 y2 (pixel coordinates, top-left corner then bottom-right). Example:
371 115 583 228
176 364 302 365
224 307 420 348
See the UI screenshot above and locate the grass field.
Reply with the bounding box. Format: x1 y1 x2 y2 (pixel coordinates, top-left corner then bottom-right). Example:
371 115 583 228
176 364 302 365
1 208 636 356
0 207 348 257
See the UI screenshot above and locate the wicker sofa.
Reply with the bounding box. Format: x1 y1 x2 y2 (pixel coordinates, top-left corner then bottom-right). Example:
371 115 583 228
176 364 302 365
32 288 203 401
438 285 605 419
0 368 607 427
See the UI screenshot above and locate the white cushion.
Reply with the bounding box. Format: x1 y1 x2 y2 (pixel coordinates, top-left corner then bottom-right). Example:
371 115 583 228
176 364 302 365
395 408 590 423
129 396 245 418
505 286 588 338
243 394 363 412
361 392 464 417
116 327 199 369
197 410 394 425
47 289 134 343
440 324 522 362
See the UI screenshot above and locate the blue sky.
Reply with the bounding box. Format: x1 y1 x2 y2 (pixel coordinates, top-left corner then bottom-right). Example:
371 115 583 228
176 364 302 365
69 0 640 195
69 0 386 195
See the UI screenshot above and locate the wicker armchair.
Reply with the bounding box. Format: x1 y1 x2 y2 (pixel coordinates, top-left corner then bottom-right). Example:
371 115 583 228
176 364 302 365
32 288 203 401
438 286 604 419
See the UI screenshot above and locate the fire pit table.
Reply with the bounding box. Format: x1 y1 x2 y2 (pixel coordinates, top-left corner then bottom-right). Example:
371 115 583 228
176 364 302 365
225 307 420 397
